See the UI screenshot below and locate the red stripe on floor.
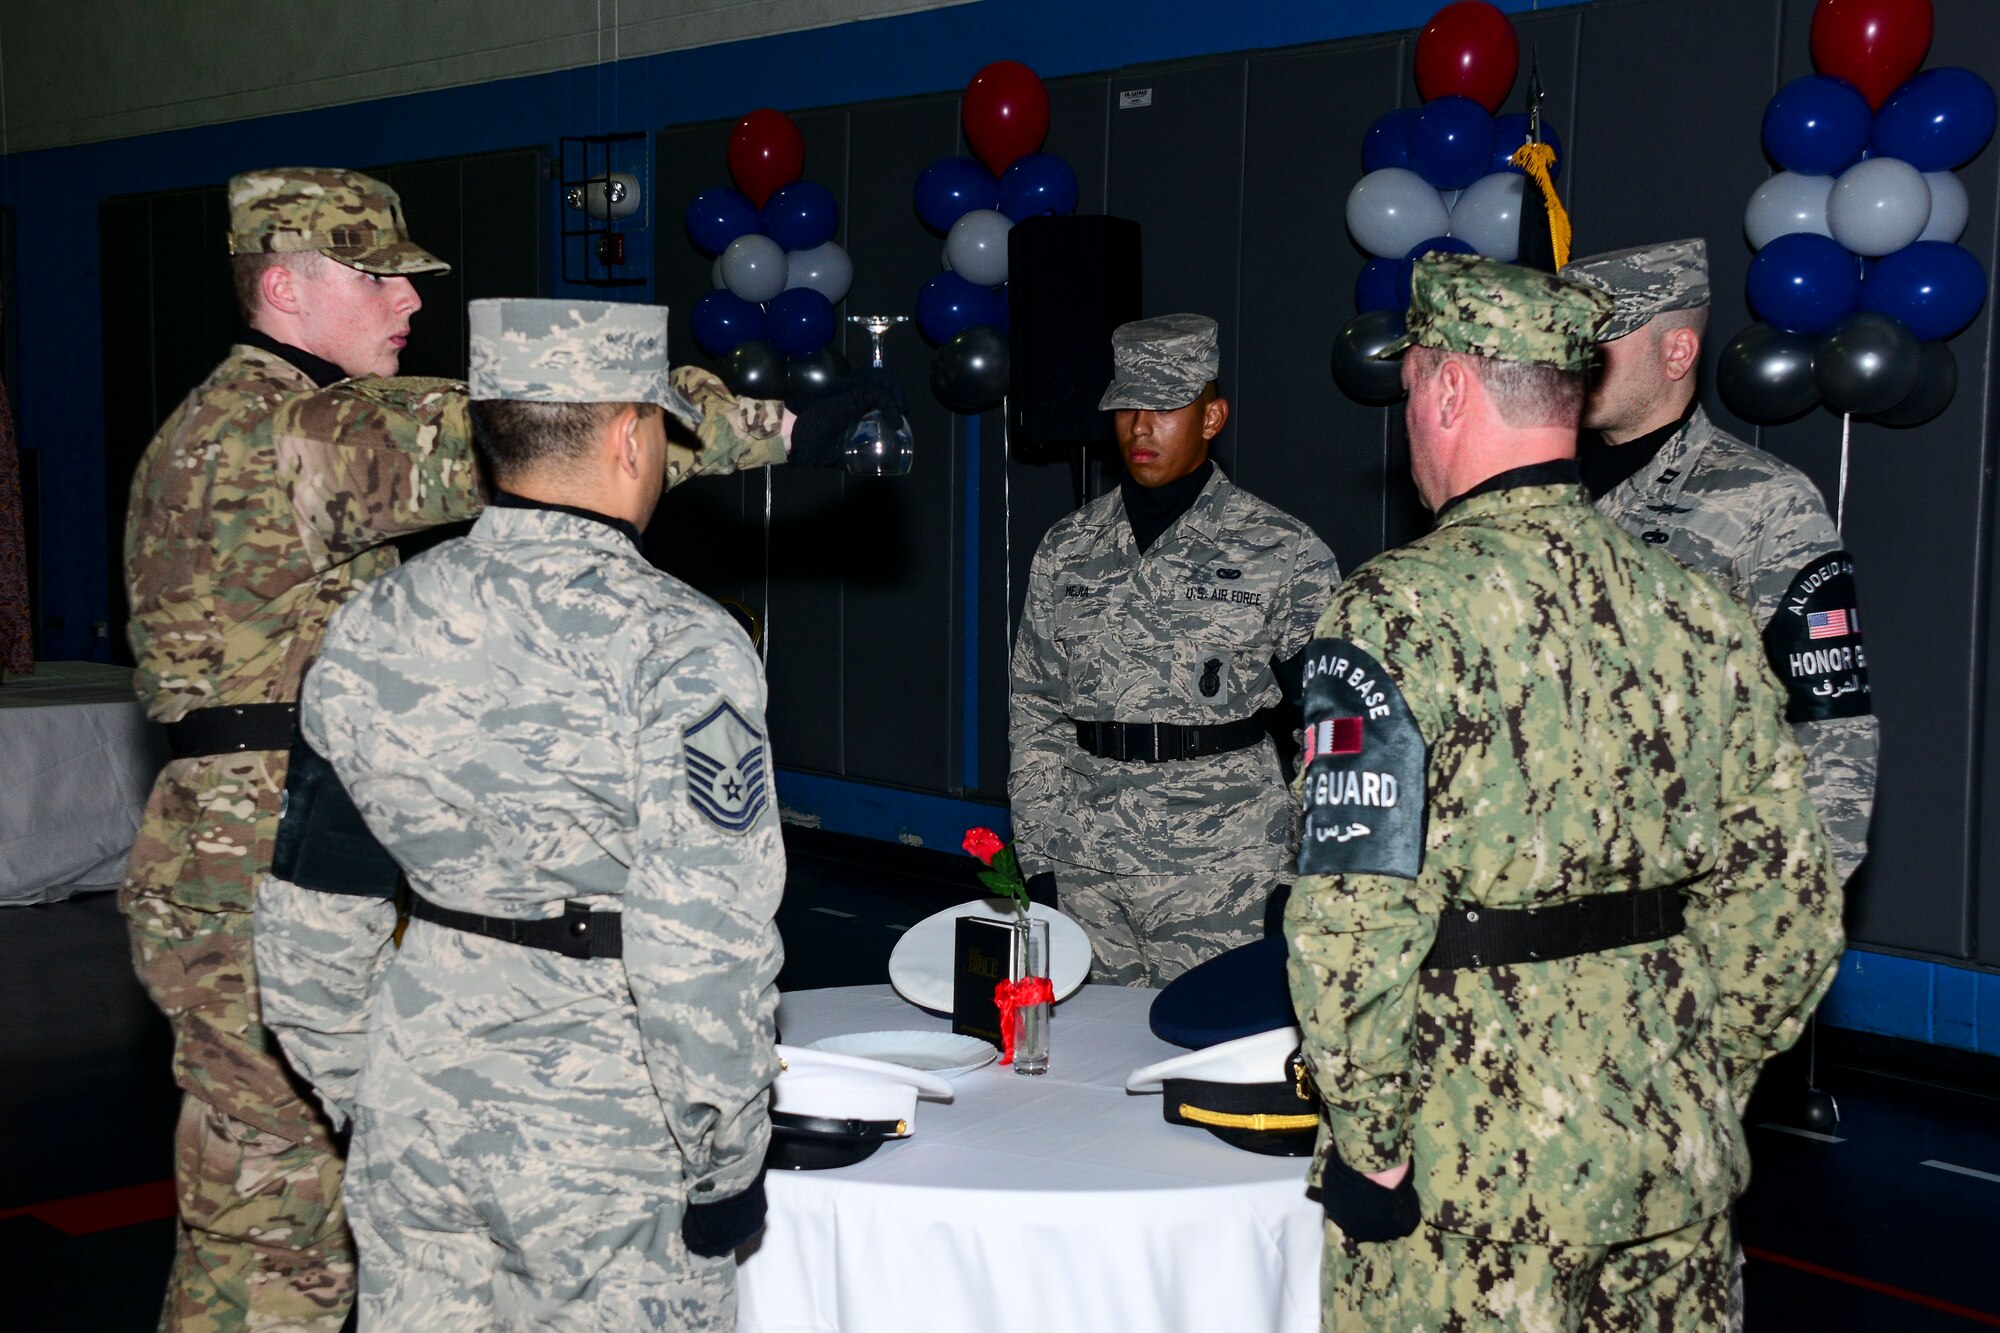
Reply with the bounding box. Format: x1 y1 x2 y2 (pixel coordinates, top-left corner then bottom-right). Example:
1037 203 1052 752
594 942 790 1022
1745 1246 2000 1326
0 1179 176 1236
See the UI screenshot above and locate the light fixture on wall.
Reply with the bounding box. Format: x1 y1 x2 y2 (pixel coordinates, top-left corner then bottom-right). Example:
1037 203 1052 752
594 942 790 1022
560 134 648 287
566 171 642 221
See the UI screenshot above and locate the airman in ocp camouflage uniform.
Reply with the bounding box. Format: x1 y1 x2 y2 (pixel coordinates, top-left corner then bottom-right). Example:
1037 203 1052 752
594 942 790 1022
1564 238 1879 882
1009 315 1340 987
255 298 782 1331
123 168 790 1333
1284 254 1844 1331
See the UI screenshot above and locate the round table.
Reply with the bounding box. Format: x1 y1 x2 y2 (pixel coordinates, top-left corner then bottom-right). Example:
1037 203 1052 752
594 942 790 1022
737 983 1323 1333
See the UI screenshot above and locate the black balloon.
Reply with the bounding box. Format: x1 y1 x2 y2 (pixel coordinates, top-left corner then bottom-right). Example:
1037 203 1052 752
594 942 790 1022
931 324 1010 413
1814 311 1920 417
1331 310 1407 405
722 338 785 398
785 345 853 399
1872 339 1957 428
1716 323 1819 423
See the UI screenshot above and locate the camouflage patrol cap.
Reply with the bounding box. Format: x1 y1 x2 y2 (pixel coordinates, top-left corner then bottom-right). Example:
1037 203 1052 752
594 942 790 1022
1380 252 1613 372
468 299 701 428
1099 314 1222 411
227 167 448 275
1561 238 1709 341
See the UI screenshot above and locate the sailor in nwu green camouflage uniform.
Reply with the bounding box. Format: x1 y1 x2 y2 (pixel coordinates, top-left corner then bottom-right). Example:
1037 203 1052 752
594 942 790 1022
255 298 782 1330
1284 254 1843 1331
1009 314 1340 987
1563 238 1878 882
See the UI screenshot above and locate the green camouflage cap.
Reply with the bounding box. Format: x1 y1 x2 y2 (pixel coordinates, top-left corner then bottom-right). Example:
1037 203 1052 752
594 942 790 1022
1561 238 1709 341
468 298 701 428
226 167 448 276
1380 252 1613 371
1099 314 1221 411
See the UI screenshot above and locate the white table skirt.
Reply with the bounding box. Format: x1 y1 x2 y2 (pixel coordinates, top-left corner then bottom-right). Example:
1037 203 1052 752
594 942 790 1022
739 984 1323 1333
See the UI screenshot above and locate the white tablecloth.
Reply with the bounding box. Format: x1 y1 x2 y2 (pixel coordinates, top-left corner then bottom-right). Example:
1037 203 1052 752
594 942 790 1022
739 984 1323 1333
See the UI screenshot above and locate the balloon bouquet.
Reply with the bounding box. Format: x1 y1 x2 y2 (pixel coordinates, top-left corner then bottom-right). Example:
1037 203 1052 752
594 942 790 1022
914 61 1079 413
1335 1 1546 402
685 109 856 398
1721 0 1992 451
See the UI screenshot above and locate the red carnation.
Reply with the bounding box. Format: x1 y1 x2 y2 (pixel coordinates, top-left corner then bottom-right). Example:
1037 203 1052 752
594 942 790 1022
963 827 1004 865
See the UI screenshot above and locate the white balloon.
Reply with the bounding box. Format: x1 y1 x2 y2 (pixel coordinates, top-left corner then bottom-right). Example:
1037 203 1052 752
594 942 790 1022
784 240 853 304
1439 188 1463 214
1345 168 1451 260
1744 171 1835 250
719 233 787 304
1827 157 1931 257
945 208 1012 287
1919 170 1970 243
1447 172 1525 261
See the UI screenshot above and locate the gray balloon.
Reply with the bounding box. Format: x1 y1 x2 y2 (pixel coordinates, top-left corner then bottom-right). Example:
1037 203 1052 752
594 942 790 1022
720 233 788 304
784 240 853 304
1345 167 1450 260
723 338 786 398
1918 170 1969 244
1814 311 1920 416
711 255 728 290
931 324 1010 412
1447 172 1524 261
1717 323 1819 422
1744 171 1834 250
1872 340 1956 427
1331 310 1407 404
944 209 1012 287
1826 157 1931 257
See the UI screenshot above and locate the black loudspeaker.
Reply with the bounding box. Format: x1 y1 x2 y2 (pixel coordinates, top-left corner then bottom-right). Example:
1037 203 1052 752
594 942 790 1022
1006 215 1143 462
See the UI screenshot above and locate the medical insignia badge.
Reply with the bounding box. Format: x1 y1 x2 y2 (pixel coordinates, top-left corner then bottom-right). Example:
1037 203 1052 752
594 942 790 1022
684 699 771 833
1296 638 1426 879
1761 551 1872 723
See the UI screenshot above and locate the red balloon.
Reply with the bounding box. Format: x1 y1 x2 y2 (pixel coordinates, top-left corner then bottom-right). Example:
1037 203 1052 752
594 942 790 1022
1415 1 1520 112
727 109 804 209
963 61 1051 177
1811 0 1934 109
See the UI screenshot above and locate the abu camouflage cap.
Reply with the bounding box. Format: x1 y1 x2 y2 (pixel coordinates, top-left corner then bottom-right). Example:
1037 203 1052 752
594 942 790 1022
1380 252 1613 372
227 167 449 276
1099 314 1222 411
468 299 701 428
1561 238 1709 341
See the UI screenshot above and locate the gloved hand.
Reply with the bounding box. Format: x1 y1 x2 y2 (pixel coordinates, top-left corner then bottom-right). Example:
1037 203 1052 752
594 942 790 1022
785 369 908 468
682 1169 768 1257
1025 871 1058 905
1318 1153 1420 1243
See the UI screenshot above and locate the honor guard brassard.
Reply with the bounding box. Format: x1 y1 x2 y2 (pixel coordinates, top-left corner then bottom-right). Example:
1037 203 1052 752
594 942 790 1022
1296 639 1426 879
1761 551 1872 723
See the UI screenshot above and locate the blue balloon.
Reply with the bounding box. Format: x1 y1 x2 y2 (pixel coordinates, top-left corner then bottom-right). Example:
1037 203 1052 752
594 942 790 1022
1408 97 1496 191
1355 258 1402 313
691 290 766 357
914 156 1000 234
1362 108 1419 173
998 153 1080 221
1859 240 1987 341
766 287 838 356
1488 115 1563 181
1747 232 1862 335
1762 75 1872 175
1398 236 1478 308
1873 67 2000 172
761 180 839 252
916 271 1006 344
685 187 761 257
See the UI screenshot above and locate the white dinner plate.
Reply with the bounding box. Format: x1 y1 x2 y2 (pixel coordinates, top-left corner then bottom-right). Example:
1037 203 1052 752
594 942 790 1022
808 1029 1000 1079
887 899 1092 1013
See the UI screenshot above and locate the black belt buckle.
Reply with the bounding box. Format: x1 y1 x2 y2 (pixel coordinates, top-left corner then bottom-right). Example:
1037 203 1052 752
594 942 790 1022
557 900 600 960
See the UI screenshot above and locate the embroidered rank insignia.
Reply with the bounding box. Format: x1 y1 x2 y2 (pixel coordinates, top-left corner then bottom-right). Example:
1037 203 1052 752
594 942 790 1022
1762 551 1872 723
1296 638 1426 879
684 700 771 834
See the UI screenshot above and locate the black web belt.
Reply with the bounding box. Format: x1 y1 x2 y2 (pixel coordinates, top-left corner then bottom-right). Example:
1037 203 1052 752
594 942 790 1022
165 703 299 758
1073 716 1265 763
407 894 623 961
1420 886 1687 970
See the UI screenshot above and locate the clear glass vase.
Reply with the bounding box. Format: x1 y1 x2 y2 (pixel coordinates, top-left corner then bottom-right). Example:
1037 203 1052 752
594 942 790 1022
1012 915 1051 1076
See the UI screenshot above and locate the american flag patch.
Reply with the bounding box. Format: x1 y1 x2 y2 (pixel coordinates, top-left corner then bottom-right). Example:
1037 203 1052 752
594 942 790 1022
1807 609 1853 640
1303 717 1364 763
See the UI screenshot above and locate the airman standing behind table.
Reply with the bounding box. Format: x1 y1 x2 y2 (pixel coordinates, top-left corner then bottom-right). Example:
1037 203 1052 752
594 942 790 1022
1562 238 1879 883
1009 315 1341 987
255 299 783 1331
122 167 795 1332
1284 254 1844 1330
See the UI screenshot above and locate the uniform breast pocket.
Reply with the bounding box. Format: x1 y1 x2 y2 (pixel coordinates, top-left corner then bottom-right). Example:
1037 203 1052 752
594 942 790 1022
1179 604 1270 711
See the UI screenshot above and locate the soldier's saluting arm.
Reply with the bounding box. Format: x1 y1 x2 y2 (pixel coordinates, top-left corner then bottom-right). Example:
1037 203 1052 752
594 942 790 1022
667 365 788 487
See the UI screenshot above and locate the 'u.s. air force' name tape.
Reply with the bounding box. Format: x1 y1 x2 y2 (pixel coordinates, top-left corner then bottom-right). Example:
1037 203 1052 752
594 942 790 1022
1761 551 1872 724
1296 639 1426 880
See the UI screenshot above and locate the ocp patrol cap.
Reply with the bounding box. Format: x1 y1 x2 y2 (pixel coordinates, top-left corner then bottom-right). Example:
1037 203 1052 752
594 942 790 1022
226 167 448 276
1380 251 1614 372
1099 313 1222 411
468 298 701 428
1561 238 1710 341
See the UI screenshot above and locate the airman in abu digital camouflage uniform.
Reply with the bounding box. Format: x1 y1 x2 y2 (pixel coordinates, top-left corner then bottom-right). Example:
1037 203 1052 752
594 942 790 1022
1284 254 1843 1330
123 168 790 1332
1009 314 1341 987
1564 238 1878 882
255 299 782 1331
